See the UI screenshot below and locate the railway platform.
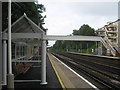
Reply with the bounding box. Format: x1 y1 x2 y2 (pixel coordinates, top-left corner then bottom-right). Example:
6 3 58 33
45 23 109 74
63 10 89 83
2 52 98 89
47 52 98 89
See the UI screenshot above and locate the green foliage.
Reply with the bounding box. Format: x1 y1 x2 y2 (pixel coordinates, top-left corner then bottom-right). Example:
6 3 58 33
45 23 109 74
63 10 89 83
2 2 46 31
51 24 96 53
73 24 96 36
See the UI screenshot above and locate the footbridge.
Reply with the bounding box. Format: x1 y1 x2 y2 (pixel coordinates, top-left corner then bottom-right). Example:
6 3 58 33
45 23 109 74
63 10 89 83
44 35 120 57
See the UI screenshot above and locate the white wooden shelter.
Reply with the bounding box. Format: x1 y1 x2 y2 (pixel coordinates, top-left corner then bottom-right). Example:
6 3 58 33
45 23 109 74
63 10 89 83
2 14 47 86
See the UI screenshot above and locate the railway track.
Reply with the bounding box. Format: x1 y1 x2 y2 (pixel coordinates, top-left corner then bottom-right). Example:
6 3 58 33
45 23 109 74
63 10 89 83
51 52 120 89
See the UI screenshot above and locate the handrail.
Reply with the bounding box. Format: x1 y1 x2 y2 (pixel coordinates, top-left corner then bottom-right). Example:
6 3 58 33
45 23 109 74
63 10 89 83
104 36 120 54
100 37 116 56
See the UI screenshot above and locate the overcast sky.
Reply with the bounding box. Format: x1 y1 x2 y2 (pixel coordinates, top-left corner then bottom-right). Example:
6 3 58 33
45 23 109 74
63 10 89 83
38 0 119 46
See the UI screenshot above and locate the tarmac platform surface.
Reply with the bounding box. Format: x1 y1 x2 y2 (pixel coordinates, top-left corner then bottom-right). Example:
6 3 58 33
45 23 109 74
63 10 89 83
14 55 62 89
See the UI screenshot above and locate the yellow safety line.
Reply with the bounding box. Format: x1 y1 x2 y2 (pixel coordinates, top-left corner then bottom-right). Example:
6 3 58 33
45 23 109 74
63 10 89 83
48 53 66 90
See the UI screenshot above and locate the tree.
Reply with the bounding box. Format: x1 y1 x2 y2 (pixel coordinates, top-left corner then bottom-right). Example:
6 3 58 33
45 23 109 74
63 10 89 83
73 24 95 36
51 24 96 52
2 2 46 31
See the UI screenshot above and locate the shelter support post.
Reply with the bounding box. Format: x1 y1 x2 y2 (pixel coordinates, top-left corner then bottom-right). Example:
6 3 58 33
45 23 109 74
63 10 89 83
14 44 17 65
15 44 16 59
7 0 14 88
2 40 7 85
27 44 30 59
40 40 47 85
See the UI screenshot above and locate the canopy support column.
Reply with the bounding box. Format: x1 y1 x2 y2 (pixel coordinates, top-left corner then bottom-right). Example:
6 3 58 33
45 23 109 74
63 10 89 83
40 39 47 85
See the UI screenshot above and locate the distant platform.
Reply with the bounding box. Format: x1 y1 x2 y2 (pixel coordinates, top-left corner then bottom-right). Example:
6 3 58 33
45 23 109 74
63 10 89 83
68 52 120 59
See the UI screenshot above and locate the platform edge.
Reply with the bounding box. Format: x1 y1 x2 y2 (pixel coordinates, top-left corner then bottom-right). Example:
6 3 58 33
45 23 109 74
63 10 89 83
47 53 66 90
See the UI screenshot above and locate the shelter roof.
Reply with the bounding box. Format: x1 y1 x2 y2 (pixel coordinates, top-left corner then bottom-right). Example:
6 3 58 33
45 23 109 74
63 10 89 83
3 14 44 34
